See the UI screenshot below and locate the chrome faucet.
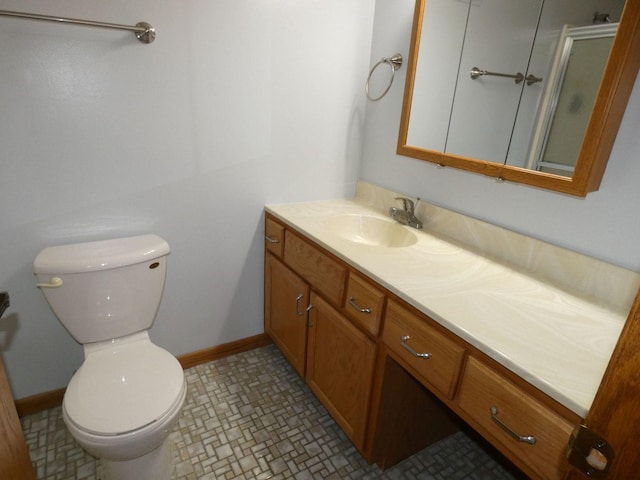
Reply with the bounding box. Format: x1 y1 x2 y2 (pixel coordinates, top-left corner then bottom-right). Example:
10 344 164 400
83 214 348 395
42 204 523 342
389 197 423 229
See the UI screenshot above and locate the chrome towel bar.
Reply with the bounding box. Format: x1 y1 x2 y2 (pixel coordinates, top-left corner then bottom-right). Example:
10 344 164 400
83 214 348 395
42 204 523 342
0 9 155 44
470 66 542 86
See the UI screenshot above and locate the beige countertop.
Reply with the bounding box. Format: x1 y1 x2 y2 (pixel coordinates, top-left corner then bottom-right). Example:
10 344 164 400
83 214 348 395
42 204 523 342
266 186 636 418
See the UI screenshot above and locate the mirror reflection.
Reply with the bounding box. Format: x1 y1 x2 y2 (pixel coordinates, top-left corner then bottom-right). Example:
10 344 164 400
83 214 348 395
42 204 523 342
529 23 617 175
405 0 625 176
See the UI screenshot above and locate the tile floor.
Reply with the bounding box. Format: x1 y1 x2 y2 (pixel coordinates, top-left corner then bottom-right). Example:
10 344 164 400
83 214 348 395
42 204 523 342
21 345 521 479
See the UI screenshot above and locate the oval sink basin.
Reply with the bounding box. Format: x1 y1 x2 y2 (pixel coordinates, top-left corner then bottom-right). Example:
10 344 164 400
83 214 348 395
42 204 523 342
325 215 418 248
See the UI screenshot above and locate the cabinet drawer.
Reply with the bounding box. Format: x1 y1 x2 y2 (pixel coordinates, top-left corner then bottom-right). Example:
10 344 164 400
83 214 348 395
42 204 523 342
383 301 465 399
265 217 285 257
344 273 385 337
284 231 347 305
458 357 573 480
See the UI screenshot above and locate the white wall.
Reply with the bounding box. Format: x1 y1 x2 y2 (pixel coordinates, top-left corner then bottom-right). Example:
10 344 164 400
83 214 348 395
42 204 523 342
0 0 375 398
362 0 640 272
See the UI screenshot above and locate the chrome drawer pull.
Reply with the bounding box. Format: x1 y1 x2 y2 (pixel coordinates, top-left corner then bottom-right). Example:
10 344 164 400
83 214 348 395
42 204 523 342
295 293 305 316
490 406 536 445
305 303 314 327
400 335 430 359
265 235 280 244
348 297 371 314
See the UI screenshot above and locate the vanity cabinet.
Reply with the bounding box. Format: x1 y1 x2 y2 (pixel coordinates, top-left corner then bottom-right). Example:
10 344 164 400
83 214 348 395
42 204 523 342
375 297 580 480
264 217 380 452
264 212 580 478
371 299 578 479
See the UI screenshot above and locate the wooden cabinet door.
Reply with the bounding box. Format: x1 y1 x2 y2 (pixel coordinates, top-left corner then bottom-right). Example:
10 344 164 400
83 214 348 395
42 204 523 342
0 357 36 480
264 253 310 377
306 293 377 450
563 287 640 479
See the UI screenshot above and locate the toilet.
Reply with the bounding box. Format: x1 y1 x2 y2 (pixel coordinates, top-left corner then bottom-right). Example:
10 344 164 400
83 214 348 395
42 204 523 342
33 234 186 480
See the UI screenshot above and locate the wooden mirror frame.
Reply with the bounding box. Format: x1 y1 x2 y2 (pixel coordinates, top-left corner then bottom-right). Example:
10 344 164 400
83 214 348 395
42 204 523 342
397 0 640 197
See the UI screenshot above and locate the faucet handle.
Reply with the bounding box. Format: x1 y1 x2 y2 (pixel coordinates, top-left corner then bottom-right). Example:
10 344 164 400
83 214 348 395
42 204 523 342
394 196 415 213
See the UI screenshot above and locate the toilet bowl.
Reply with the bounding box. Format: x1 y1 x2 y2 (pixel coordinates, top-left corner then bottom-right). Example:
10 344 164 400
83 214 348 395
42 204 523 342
34 234 186 480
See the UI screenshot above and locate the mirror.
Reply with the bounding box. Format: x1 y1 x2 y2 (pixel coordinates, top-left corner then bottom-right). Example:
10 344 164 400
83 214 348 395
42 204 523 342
398 0 640 196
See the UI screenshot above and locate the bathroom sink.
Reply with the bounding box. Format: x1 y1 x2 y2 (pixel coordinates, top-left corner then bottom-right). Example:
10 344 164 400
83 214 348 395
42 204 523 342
325 214 418 248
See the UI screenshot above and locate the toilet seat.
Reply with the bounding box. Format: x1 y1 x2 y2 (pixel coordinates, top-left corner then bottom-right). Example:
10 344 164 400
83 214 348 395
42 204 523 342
64 334 185 436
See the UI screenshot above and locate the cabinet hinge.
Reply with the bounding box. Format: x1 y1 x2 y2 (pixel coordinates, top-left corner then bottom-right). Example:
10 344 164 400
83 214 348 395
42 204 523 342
567 424 614 478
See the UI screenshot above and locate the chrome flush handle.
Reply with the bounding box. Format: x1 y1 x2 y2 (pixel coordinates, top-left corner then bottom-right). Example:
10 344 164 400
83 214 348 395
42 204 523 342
36 277 64 288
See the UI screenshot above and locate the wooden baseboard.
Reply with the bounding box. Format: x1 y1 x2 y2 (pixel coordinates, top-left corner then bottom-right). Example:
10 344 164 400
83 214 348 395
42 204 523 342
177 333 272 370
14 333 272 417
14 388 66 418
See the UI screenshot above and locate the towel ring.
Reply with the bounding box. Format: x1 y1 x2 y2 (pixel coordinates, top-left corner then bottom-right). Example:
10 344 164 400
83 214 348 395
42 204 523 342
365 54 403 101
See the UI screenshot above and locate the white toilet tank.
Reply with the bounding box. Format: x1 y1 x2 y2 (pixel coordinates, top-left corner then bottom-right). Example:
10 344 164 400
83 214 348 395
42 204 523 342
34 234 171 344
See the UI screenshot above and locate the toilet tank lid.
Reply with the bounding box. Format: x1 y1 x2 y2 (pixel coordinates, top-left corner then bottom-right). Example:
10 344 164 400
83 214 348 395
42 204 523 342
34 234 170 274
